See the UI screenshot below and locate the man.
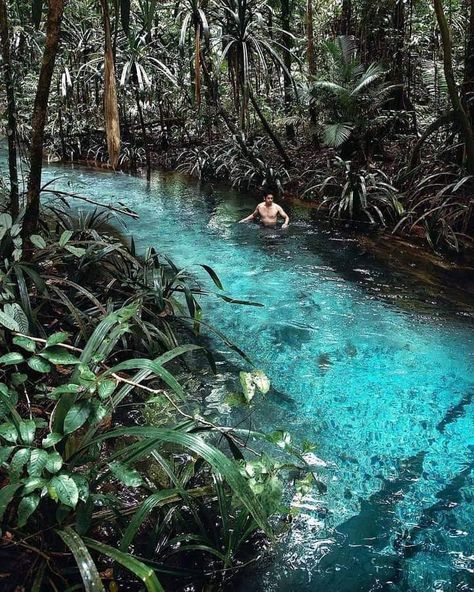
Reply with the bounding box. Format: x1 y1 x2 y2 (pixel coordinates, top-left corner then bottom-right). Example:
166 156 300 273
239 193 290 228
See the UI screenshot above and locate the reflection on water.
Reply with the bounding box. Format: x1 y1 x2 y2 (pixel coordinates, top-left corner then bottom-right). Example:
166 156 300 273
3 159 474 592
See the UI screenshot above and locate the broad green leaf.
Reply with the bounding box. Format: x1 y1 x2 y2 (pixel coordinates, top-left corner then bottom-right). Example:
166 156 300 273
84 538 164 592
0 445 14 464
50 384 81 400
28 448 49 477
30 235 46 249
65 245 86 257
17 494 40 527
28 356 52 373
10 448 31 478
0 310 20 331
46 451 63 474
49 475 79 508
19 420 36 444
199 264 224 290
0 422 18 443
40 346 80 365
56 528 105 592
59 230 73 247
109 461 144 488
51 392 77 434
0 352 24 365
64 402 91 434
46 332 70 346
0 483 21 522
71 474 90 502
22 477 47 495
98 379 116 399
42 432 63 448
11 372 28 386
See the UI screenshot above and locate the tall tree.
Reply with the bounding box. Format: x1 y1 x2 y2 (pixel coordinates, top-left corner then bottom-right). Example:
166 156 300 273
101 0 121 168
22 0 65 239
306 0 317 125
433 0 474 172
0 0 19 217
463 0 474 124
280 0 295 140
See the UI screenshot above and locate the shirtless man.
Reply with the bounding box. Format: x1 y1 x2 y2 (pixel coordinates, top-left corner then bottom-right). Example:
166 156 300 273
239 193 290 228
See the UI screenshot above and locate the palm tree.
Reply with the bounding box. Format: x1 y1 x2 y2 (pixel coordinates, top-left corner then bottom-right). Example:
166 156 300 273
312 36 396 151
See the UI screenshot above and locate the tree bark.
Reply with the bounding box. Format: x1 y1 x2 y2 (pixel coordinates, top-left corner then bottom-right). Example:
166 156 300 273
22 0 65 239
100 0 121 168
306 0 317 125
463 0 474 124
433 0 474 173
0 0 19 217
281 0 295 141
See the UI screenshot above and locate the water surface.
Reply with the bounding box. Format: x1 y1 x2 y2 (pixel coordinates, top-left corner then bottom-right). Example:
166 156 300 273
4 160 474 592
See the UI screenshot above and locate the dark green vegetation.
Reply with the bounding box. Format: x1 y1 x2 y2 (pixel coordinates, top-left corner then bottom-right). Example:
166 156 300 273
0 0 473 589
2 0 474 253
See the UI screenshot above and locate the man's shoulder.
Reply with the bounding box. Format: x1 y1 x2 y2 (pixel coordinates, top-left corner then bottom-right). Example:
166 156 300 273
256 202 265 208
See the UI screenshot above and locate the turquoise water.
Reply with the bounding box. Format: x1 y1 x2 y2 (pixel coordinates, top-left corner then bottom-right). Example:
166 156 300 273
4 161 474 591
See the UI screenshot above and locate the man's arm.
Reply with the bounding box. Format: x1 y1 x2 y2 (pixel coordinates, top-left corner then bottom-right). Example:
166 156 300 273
278 206 290 228
239 207 259 223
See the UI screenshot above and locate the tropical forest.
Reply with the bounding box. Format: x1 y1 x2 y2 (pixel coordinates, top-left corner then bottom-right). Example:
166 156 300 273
0 0 473 590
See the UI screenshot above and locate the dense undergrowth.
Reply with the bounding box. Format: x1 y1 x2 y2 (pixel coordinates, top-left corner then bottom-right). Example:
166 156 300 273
0 203 316 591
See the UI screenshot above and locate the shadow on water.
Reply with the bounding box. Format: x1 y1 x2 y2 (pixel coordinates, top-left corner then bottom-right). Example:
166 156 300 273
437 391 474 433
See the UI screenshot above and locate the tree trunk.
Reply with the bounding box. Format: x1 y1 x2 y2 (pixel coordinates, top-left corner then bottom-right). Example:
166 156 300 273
0 0 19 217
100 0 121 168
463 0 474 124
340 0 352 36
433 0 474 173
22 0 65 239
306 0 317 125
135 89 151 181
248 90 291 167
281 0 295 141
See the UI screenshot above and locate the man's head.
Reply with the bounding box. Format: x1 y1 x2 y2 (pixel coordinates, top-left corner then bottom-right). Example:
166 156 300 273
264 193 274 206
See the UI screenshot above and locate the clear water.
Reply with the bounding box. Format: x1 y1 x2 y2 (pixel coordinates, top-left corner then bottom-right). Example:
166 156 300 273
4 160 474 591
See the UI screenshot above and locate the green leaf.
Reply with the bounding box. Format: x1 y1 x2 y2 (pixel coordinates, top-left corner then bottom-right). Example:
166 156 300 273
10 448 31 478
98 379 116 399
46 451 63 474
28 448 49 477
56 528 106 592
28 356 52 373
0 310 20 331
71 474 89 502
59 230 73 247
65 245 86 257
84 538 164 592
121 489 179 550
0 422 18 443
0 352 24 365
251 370 270 394
64 402 91 434
0 445 14 465
40 346 80 365
49 475 79 508
22 477 47 495
17 494 40 527
19 420 36 444
46 332 70 346
42 432 63 448
30 235 46 249
50 384 81 400
199 264 224 290
11 372 28 386
13 336 37 353
0 483 21 522
109 461 144 488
